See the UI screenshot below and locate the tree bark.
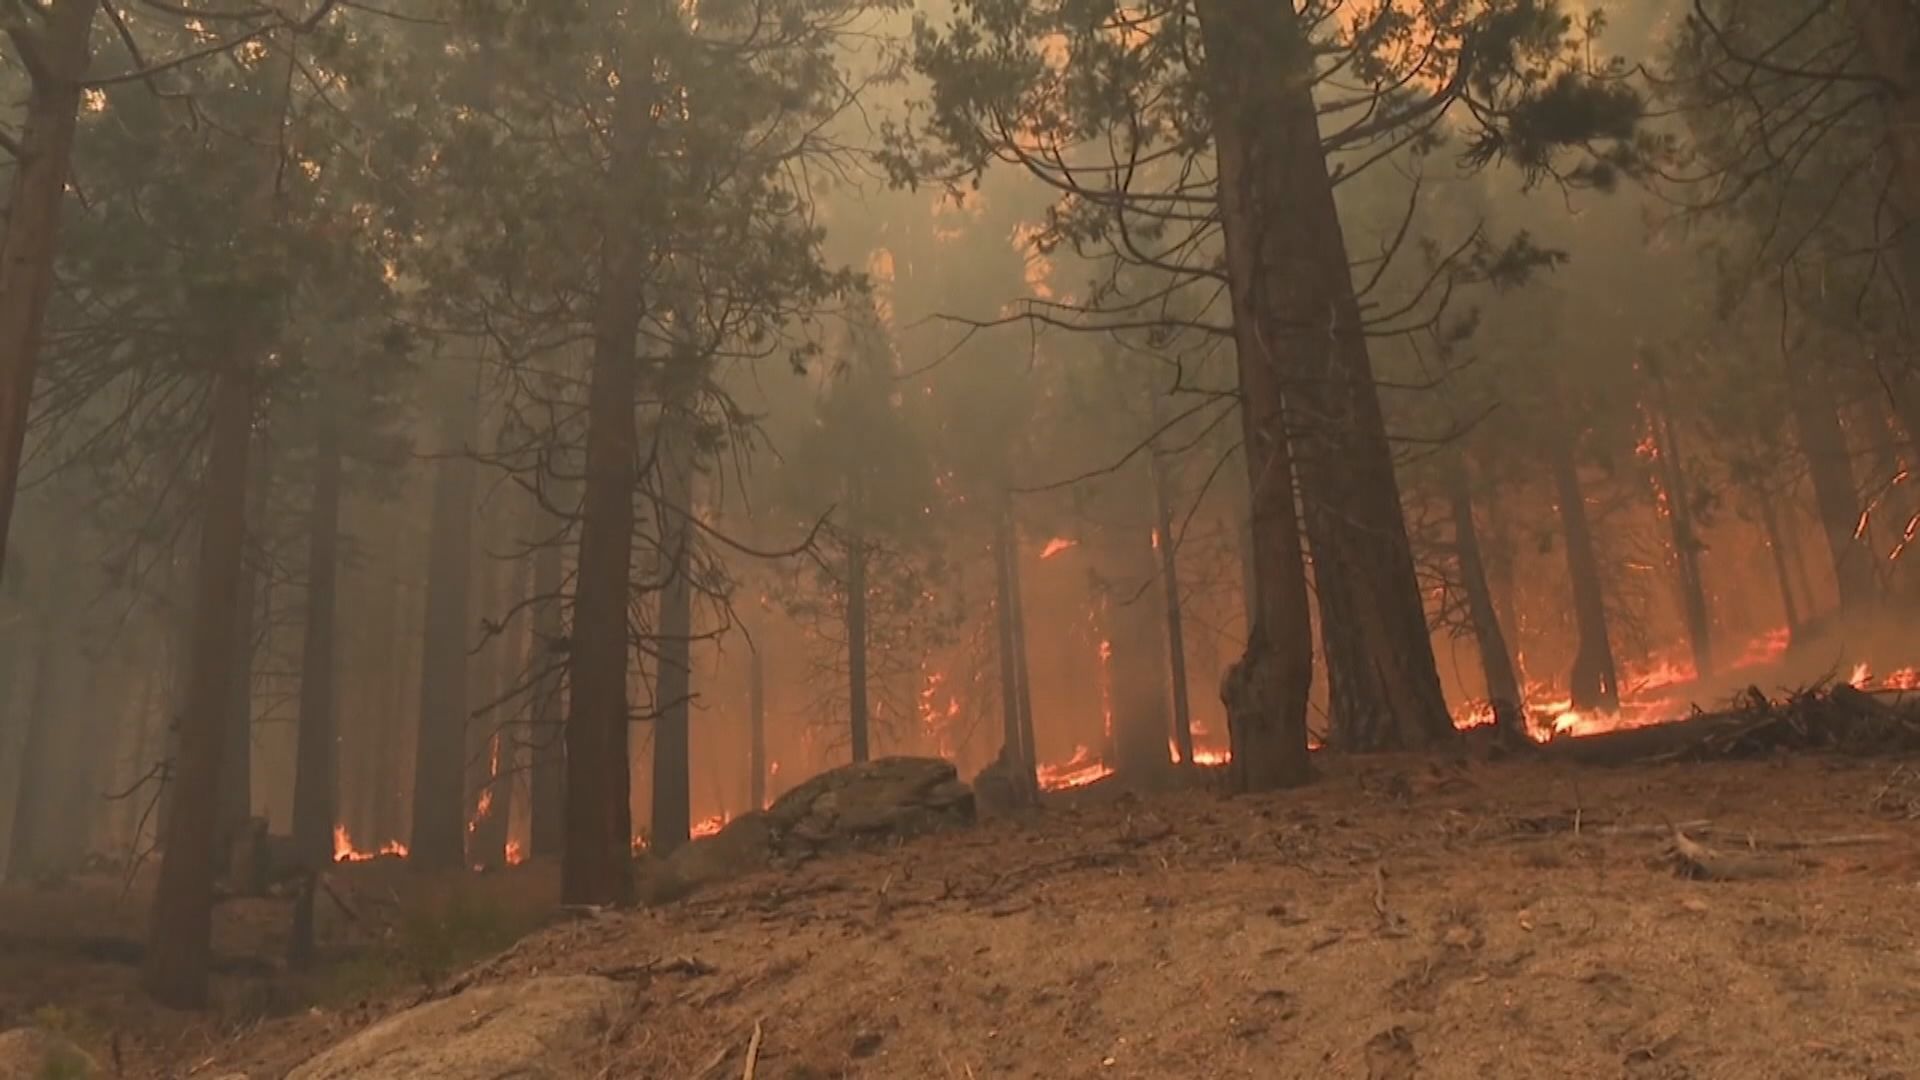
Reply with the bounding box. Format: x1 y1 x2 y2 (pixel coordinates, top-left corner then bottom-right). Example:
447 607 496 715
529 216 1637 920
143 361 255 1009
561 71 648 906
1548 426 1620 713
216 458 268 849
1645 359 1714 674
0 0 96 579
1006 517 1039 776
649 411 695 857
1447 454 1526 742
1198 0 1447 754
291 417 342 869
1781 333 1877 616
1194 0 1315 787
527 517 567 859
1148 424 1195 765
409 393 477 871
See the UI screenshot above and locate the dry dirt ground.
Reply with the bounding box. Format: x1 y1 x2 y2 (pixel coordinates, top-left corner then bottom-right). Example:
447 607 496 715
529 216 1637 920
7 752 1920 1079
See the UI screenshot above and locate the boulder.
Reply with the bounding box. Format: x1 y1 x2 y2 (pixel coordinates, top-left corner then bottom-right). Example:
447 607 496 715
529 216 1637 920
0 1027 98 1078
764 756 974 853
285 976 630 1080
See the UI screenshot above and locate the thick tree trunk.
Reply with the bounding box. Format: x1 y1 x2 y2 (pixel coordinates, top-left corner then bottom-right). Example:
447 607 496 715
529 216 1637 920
649 413 695 857
0 0 95 578
1448 455 1526 741
1194 0 1314 787
528 523 567 859
562 72 648 905
1149 433 1195 764
1548 427 1620 713
1645 362 1714 674
1781 335 1877 615
845 524 871 764
143 363 254 1009
409 394 477 871
4 593 61 881
1198 0 1446 755
291 419 341 869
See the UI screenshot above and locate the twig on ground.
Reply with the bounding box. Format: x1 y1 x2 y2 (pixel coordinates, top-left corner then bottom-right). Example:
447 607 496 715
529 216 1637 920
742 1021 763 1080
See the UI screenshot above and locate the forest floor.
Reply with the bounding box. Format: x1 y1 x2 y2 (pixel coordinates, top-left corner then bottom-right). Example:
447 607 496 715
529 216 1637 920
5 751 1920 1079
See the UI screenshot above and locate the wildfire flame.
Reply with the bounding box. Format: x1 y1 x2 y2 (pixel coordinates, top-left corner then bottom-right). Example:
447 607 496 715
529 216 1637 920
332 824 408 863
505 840 526 866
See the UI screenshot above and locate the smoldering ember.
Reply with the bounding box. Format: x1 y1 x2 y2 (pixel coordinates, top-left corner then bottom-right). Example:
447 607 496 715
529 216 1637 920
5 0 1920 1076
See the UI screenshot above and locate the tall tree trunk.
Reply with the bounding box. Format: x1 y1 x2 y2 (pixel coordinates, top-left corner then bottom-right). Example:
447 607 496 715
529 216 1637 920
1645 360 1714 674
562 69 648 906
845 524 870 764
143 362 255 1009
990 498 1035 796
409 393 477 870
291 418 341 868
4 591 62 881
1199 0 1446 755
1148 424 1195 764
1195 0 1316 786
528 528 566 859
1781 333 1877 615
0 0 95 578
1106 530 1173 781
649 412 695 857
216 457 269 848
1005 519 1039 775
1753 488 1802 633
1548 427 1620 713
1447 455 1525 742
748 635 766 811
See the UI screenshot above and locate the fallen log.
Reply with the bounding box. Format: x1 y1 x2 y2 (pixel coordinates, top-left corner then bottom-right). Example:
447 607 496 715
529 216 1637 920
1533 684 1920 765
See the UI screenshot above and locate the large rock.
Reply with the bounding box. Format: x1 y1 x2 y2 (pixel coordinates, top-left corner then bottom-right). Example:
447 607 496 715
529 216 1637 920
285 976 630 1080
0 1028 97 1078
764 756 974 852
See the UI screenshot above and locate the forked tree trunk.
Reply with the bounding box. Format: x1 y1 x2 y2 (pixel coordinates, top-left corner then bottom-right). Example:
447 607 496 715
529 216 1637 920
143 362 255 1009
527 528 566 859
1645 361 1714 674
1198 0 1447 755
1447 454 1525 742
1148 423 1195 764
0 0 96 578
291 418 342 869
409 393 477 870
1195 0 1315 787
649 411 695 857
1548 427 1620 713
1781 333 1877 615
562 70 648 906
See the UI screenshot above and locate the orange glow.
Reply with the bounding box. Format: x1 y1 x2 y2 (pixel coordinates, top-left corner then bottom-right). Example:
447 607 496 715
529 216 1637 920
505 840 526 866
1037 745 1113 791
1040 536 1079 560
691 814 728 839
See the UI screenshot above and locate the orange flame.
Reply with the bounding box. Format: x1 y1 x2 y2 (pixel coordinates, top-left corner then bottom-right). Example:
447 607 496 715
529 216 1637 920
505 840 525 866
332 824 408 863
1039 537 1079 560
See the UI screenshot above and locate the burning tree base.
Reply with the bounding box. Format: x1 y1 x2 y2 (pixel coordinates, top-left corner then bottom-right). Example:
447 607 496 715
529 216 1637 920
1543 683 1920 765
